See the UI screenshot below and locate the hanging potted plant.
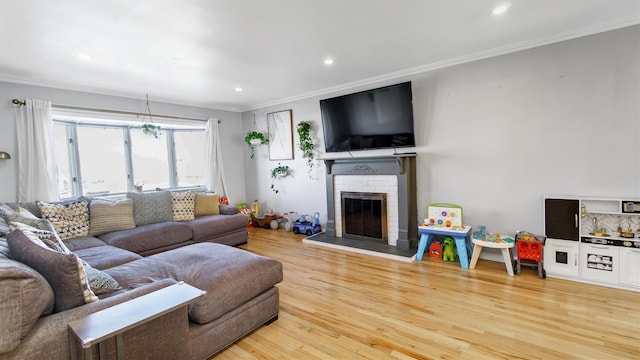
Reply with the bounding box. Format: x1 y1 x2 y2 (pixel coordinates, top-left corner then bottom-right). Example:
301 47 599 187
296 121 315 176
140 123 161 138
245 113 268 159
139 93 161 139
244 131 268 159
270 163 290 193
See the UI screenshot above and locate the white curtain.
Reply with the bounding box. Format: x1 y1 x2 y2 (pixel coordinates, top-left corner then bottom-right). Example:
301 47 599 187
205 118 228 199
13 99 58 202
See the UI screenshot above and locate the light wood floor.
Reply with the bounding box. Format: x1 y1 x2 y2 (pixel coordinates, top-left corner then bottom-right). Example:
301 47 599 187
213 228 640 360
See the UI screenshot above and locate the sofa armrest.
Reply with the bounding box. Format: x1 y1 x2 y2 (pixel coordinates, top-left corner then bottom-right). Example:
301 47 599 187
0 278 178 359
219 204 238 215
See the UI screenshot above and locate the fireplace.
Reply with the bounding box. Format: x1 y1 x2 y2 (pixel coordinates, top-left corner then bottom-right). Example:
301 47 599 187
341 192 387 242
323 155 417 250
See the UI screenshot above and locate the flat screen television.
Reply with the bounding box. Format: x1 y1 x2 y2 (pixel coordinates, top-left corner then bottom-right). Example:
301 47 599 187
320 81 415 153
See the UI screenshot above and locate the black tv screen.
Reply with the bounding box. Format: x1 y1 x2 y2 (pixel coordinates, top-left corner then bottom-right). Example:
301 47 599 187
320 81 415 153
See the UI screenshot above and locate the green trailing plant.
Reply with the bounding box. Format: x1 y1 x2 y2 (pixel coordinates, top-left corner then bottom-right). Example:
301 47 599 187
244 131 268 159
296 121 315 175
140 123 161 138
270 163 290 194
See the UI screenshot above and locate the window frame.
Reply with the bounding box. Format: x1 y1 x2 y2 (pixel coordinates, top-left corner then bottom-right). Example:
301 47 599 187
53 114 207 199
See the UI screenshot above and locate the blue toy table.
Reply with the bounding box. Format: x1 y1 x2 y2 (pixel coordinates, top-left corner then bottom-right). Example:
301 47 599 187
416 225 473 269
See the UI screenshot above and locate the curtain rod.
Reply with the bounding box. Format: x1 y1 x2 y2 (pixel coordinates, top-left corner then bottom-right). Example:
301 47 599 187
11 99 217 123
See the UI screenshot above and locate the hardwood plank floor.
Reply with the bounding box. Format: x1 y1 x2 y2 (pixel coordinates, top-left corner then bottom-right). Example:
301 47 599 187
213 228 640 359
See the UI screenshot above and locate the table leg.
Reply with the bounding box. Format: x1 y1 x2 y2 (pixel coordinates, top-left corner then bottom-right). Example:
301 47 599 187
416 233 433 261
116 334 123 360
453 236 470 269
69 331 78 360
501 248 514 276
469 244 483 269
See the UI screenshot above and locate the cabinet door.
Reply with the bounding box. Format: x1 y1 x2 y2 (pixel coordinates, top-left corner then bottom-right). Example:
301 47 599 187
544 239 579 277
620 248 640 287
544 199 579 241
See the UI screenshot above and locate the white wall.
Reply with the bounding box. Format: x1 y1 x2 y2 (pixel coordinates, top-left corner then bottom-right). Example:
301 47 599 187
0 82 246 203
243 26 640 239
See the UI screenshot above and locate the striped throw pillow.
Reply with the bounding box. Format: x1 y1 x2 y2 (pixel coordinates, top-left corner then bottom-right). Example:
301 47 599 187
88 199 136 236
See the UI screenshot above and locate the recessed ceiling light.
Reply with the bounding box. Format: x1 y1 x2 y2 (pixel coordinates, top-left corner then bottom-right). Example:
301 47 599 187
324 58 334 65
77 52 92 61
492 2 511 15
234 87 243 92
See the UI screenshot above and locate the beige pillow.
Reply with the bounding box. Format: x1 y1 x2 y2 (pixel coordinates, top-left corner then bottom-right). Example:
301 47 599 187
89 198 136 236
194 193 220 216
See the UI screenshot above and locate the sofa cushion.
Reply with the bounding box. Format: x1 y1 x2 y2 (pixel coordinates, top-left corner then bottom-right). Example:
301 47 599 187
194 193 220 216
0 258 55 353
37 199 90 240
73 244 143 270
7 229 98 312
172 191 195 221
127 191 173 226
103 257 179 291
187 213 249 242
150 243 283 324
99 222 192 255
63 236 109 252
89 198 136 236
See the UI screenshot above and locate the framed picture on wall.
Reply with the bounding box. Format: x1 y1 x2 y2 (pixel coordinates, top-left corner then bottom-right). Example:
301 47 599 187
267 110 293 160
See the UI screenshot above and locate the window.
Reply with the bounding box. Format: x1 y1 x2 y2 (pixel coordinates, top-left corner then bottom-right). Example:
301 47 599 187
174 130 206 188
53 124 72 198
53 115 206 199
77 125 129 195
130 128 171 191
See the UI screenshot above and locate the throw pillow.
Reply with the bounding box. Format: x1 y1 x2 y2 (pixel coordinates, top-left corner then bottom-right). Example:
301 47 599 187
8 222 70 254
88 198 136 236
194 193 220 216
0 256 54 353
82 261 122 295
127 191 173 226
0 217 10 237
7 229 98 312
0 205 50 230
37 199 90 240
171 191 195 221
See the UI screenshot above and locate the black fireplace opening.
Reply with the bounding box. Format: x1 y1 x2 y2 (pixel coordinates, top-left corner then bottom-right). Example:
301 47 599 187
341 192 387 242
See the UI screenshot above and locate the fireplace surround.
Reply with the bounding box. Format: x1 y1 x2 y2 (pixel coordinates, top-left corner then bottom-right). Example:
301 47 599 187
324 155 417 250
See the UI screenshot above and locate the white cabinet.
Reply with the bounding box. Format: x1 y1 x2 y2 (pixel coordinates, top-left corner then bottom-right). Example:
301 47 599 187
544 195 640 291
620 247 640 287
544 239 579 277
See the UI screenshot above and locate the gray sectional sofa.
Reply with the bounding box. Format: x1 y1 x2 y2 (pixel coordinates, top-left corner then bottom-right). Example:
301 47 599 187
0 194 283 360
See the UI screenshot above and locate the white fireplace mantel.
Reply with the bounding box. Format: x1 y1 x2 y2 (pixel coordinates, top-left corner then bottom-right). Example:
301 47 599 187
323 155 418 250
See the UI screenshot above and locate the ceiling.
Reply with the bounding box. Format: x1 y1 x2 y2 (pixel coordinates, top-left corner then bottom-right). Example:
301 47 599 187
1 1 638 112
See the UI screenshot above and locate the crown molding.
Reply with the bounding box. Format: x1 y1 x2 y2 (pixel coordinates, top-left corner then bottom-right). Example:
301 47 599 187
241 16 639 112
0 73 243 112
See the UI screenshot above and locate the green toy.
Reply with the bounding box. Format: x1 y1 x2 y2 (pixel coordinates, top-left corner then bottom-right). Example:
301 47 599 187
442 237 457 262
